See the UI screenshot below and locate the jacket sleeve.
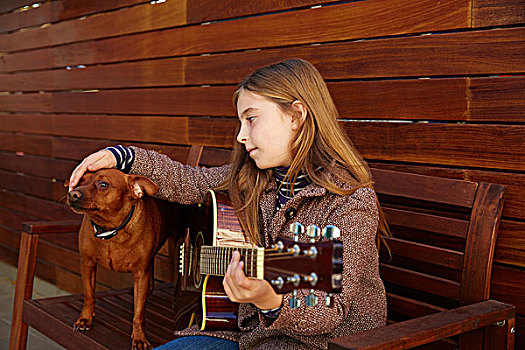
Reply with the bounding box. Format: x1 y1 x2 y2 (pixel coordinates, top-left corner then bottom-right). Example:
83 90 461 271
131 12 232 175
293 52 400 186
260 187 386 335
129 146 230 204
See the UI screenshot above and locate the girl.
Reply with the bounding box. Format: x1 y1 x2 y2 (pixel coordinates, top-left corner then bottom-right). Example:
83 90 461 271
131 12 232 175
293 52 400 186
68 59 388 349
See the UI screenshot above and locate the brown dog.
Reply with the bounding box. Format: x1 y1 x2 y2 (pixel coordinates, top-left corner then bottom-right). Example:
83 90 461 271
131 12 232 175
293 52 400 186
67 168 175 349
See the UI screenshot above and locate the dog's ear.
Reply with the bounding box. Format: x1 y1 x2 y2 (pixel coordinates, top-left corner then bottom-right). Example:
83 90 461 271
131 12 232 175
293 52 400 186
130 175 159 199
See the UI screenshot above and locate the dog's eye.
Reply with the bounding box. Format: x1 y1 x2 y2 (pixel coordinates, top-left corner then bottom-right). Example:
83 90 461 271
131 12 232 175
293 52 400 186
97 181 109 189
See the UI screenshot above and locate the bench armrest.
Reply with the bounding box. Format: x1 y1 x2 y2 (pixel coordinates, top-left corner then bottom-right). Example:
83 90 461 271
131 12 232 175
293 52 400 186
328 300 516 350
10 219 80 350
22 220 81 234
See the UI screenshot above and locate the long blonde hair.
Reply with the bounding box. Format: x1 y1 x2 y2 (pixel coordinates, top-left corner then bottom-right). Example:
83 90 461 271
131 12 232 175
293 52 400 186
218 59 389 248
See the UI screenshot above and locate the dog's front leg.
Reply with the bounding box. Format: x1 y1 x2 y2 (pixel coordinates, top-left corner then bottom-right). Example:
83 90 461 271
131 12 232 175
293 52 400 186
131 269 152 349
74 257 97 331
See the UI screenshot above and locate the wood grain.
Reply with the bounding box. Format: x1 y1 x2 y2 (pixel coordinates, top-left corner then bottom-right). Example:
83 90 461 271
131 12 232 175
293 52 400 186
345 122 525 171
0 0 472 72
186 0 340 23
0 189 77 221
2 77 523 121
473 0 525 27
369 163 525 220
491 264 525 314
0 0 34 14
0 0 186 52
0 0 147 33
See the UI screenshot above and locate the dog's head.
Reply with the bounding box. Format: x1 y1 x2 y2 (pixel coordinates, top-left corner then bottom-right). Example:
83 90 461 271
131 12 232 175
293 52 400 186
67 169 158 215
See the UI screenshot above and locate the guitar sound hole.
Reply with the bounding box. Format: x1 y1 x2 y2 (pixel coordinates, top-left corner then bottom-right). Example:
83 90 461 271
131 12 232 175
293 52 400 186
192 232 204 288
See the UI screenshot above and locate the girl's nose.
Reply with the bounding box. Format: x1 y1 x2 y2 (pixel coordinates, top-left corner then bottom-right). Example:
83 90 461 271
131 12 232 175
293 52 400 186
237 126 247 144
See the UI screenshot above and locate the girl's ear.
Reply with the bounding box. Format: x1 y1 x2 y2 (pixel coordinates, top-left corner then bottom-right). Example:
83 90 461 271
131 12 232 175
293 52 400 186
290 100 307 129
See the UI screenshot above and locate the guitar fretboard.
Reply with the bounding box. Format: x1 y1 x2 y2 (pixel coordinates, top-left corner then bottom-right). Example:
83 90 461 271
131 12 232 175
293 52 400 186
200 246 264 279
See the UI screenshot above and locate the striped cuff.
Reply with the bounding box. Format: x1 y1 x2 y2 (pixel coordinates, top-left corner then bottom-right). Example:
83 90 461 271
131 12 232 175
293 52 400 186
105 145 135 173
260 306 282 319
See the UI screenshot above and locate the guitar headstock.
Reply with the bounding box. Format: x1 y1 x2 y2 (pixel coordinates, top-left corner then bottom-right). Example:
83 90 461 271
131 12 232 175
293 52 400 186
264 223 343 308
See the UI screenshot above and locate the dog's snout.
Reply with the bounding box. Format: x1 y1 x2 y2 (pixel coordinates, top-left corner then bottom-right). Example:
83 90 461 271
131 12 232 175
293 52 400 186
68 190 83 203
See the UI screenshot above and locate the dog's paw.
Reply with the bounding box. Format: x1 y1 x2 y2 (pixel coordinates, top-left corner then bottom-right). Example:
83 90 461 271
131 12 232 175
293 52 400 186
131 338 152 350
131 329 152 350
73 317 92 331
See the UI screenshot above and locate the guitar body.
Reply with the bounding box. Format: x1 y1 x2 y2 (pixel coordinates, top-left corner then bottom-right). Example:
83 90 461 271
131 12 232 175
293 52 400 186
172 190 343 332
173 190 244 331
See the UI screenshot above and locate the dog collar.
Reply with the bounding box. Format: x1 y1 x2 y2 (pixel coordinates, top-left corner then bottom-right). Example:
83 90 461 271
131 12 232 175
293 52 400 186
91 204 136 240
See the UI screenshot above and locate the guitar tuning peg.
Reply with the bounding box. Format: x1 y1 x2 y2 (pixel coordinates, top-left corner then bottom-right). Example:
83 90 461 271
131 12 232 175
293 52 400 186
306 225 320 242
289 222 304 242
303 272 318 286
322 225 340 240
287 274 301 287
289 290 301 309
270 277 284 290
325 293 335 307
305 289 318 307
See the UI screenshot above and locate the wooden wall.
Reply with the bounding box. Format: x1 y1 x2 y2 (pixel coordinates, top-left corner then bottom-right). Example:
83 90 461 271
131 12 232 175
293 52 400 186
0 0 523 346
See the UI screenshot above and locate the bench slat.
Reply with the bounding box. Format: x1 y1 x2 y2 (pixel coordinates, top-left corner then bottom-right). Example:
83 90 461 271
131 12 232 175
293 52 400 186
372 168 478 207
380 264 461 300
383 207 469 238
386 293 446 319
385 237 464 270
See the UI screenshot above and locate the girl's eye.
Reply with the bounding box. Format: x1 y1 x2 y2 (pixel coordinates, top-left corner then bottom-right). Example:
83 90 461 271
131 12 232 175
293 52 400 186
247 116 255 123
97 181 108 189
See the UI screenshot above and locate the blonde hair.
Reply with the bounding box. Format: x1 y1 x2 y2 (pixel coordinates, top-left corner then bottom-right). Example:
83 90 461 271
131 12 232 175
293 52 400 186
218 59 389 249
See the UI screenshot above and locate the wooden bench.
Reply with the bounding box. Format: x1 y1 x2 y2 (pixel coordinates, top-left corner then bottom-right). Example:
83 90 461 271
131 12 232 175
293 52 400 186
9 146 515 350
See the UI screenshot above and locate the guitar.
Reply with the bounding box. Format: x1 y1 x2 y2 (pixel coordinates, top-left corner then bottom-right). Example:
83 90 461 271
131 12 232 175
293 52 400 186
172 190 343 331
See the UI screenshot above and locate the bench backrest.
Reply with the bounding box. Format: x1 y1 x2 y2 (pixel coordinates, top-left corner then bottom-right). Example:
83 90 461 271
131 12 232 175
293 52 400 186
373 168 505 323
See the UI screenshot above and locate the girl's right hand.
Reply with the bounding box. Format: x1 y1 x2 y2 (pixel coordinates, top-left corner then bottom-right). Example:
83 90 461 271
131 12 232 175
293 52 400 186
68 149 116 191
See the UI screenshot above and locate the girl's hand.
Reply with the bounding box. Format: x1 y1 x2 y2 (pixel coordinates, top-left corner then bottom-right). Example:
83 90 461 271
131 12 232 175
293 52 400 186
68 150 116 191
223 251 283 310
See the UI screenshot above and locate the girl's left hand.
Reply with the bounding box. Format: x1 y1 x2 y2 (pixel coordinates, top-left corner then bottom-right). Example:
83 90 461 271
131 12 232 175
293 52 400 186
223 250 283 310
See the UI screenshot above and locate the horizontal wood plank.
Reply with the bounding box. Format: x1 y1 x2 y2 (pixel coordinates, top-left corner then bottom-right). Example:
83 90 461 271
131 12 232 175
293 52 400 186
469 77 525 120
0 132 112 159
0 0 186 52
369 163 525 220
385 237 464 270
2 77 523 122
0 132 194 163
490 264 525 315
0 0 34 15
186 0 340 23
0 0 151 34
183 28 525 83
24 299 130 349
0 0 472 72
1 27 522 85
473 0 525 27
380 264 461 300
0 87 235 115
372 168 478 207
347 122 525 172
0 169 66 202
494 220 525 267
0 189 77 221
0 151 75 179
387 293 446 319
0 0 344 45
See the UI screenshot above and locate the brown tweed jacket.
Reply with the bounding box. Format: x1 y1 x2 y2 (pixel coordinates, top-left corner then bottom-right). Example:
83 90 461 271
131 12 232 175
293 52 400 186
130 146 387 350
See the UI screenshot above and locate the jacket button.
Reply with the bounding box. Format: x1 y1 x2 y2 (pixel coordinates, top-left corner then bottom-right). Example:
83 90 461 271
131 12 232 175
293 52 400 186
285 208 296 219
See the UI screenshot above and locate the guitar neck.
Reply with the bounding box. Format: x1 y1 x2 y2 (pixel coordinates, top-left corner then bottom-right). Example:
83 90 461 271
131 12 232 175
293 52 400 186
200 246 265 279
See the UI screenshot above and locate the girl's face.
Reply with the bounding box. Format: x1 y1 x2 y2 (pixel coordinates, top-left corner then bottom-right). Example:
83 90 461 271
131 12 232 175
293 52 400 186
236 90 297 169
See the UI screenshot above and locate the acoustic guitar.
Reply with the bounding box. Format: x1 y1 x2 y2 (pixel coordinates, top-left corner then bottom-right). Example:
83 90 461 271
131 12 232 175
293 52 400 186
172 190 343 331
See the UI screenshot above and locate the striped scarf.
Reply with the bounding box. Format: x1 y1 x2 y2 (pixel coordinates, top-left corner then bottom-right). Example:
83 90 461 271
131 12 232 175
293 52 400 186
273 167 310 210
